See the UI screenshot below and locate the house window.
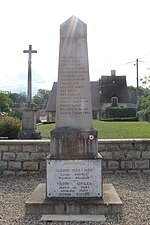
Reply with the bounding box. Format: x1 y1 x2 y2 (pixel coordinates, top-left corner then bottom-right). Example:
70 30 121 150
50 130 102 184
111 96 118 107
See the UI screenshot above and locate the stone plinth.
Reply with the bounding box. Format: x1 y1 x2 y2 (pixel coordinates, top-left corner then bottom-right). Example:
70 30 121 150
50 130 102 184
25 183 123 215
50 127 98 159
17 103 41 140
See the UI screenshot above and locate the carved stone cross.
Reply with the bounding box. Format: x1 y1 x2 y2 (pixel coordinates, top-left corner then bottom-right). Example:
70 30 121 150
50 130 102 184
23 45 37 103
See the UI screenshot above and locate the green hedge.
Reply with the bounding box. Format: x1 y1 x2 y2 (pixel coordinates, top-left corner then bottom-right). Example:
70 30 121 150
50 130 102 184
105 107 136 118
0 116 21 139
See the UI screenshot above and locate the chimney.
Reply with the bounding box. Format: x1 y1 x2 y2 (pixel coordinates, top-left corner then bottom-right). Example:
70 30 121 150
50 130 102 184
111 70 116 76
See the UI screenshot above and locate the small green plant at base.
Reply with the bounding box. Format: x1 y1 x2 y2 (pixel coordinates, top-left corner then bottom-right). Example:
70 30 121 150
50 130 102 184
0 116 21 139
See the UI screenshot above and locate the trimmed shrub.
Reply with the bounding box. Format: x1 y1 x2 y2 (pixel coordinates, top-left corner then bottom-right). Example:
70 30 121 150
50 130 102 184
0 116 21 139
105 107 136 119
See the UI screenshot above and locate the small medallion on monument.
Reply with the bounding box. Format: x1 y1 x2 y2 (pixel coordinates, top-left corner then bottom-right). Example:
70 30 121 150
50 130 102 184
88 134 95 140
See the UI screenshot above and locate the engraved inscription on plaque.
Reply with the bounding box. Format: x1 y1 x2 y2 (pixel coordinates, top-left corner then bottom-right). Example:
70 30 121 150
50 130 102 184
47 159 102 198
59 56 90 115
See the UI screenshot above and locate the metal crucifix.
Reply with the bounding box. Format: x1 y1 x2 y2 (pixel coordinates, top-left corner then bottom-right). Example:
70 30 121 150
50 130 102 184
23 45 37 103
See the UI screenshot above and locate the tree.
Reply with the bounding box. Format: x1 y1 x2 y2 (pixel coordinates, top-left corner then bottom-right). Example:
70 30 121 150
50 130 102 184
137 75 150 121
9 92 27 103
33 89 50 109
0 92 12 113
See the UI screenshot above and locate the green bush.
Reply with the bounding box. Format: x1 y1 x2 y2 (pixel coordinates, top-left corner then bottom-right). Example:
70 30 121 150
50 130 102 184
105 107 136 118
0 116 21 139
137 108 150 121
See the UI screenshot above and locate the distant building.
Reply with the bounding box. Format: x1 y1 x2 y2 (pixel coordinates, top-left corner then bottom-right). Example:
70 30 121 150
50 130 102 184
37 109 48 123
46 70 137 121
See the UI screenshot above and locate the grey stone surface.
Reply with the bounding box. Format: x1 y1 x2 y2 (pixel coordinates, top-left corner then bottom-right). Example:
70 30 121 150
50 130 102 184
3 152 15 160
25 183 123 215
17 129 41 140
17 106 41 139
22 110 37 130
23 45 37 103
56 15 92 130
18 45 42 140
40 214 106 222
50 127 98 159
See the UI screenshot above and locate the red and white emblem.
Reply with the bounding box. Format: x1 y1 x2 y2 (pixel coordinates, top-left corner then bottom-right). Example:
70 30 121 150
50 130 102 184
88 134 94 140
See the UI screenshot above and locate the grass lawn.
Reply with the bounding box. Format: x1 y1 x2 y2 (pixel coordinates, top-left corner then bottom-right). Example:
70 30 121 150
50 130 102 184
37 120 150 139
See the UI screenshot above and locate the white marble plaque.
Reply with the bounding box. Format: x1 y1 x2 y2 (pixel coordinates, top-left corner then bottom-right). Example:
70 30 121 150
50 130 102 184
47 159 102 198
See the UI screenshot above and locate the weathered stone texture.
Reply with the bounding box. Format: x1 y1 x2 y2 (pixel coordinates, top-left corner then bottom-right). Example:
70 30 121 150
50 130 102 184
16 152 30 161
0 161 7 171
134 160 149 169
142 151 150 159
0 145 9 151
106 144 119 151
0 140 150 174
102 160 107 169
8 161 22 170
98 144 107 151
16 171 28 175
119 143 134 150
108 161 119 170
113 151 125 160
30 152 45 160
9 145 22 152
134 143 145 151
37 143 50 152
3 152 16 160
3 170 15 175
126 150 141 159
121 161 133 169
101 151 112 160
23 161 38 170
39 161 46 171
23 145 37 152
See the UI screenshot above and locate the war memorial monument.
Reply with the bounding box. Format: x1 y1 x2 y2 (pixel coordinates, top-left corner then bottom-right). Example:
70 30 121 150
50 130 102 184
25 16 122 222
17 45 41 140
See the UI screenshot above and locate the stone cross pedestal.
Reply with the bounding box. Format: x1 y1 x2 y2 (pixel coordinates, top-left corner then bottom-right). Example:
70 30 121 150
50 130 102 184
47 16 102 198
17 45 41 140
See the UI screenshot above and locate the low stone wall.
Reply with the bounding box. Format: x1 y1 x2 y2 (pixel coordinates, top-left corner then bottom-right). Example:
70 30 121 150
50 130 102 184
0 139 150 175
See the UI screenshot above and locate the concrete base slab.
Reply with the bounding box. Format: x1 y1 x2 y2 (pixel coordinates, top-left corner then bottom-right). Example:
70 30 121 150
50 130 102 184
25 183 123 215
40 214 106 222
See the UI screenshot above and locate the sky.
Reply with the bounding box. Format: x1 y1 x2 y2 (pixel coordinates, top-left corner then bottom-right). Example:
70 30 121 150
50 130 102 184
1 0 150 95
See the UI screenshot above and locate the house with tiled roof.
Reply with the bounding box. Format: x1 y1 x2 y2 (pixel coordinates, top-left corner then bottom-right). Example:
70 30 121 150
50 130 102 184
46 70 136 121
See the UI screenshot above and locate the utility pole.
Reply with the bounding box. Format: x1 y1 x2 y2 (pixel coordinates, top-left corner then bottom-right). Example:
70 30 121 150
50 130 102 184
136 58 139 101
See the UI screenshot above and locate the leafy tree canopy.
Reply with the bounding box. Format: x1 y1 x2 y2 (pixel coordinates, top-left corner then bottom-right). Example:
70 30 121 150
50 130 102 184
0 91 13 113
9 92 27 103
33 89 50 109
137 75 150 121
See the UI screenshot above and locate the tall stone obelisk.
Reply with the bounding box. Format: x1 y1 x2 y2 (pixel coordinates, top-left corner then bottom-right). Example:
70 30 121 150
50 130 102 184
47 16 102 198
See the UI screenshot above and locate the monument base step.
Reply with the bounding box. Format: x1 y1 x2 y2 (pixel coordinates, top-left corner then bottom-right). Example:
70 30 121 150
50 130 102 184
25 183 123 215
40 214 106 222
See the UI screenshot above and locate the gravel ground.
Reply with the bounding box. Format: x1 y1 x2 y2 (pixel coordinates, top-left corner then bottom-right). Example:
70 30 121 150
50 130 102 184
0 172 150 225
